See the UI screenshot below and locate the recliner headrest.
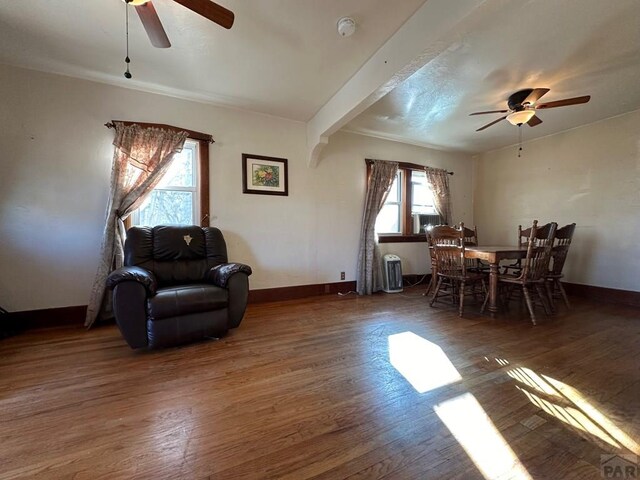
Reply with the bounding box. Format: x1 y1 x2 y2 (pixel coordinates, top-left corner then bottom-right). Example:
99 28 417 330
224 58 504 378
124 225 228 268
153 225 206 260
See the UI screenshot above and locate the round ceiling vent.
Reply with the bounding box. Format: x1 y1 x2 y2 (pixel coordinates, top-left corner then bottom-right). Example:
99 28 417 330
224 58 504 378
337 17 356 37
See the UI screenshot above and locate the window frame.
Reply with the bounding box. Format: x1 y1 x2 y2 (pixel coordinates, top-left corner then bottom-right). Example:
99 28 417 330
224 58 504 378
375 169 403 235
365 159 447 244
130 139 200 226
119 121 212 229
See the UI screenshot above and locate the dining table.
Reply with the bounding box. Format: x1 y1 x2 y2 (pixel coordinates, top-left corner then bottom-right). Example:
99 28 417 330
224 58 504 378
464 245 528 317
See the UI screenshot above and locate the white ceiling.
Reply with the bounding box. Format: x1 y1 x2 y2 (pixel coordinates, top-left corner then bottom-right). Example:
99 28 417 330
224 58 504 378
343 0 640 153
1 0 639 154
0 0 426 121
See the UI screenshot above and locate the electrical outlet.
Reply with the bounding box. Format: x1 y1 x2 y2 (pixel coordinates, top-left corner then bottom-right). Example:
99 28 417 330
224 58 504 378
340 271 345 280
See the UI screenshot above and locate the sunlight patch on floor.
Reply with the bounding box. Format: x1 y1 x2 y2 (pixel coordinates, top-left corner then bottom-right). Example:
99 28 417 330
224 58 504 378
435 392 532 480
505 366 640 455
495 357 510 366
508 367 558 397
543 374 640 455
516 385 621 449
388 332 461 394
484 357 510 367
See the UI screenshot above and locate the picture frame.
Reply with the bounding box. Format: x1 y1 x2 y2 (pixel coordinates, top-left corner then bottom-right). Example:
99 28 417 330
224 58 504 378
242 153 288 196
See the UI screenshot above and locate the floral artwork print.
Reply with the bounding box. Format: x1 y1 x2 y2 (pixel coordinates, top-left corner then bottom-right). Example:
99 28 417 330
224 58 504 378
252 164 280 187
242 154 288 196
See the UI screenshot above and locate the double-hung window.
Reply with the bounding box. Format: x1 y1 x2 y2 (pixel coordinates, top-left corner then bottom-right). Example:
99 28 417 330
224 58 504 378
368 160 442 243
376 170 403 234
131 139 199 226
409 170 440 233
124 122 212 228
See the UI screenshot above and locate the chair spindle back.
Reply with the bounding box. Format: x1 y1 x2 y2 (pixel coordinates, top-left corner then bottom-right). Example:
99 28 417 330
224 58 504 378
518 222 556 248
550 223 577 276
431 224 466 278
519 220 557 281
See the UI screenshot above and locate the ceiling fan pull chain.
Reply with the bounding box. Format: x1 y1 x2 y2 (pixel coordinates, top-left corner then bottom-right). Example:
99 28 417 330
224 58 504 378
518 125 523 158
124 0 132 79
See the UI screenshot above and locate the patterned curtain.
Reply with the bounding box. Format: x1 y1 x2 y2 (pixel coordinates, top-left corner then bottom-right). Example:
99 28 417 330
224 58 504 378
356 160 399 295
425 167 452 225
85 122 188 328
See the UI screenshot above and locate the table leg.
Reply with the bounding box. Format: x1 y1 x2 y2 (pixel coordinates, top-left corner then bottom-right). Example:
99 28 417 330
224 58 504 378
488 263 499 317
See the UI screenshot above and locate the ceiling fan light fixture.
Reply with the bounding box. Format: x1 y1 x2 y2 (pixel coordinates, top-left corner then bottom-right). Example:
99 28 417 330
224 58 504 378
506 109 536 126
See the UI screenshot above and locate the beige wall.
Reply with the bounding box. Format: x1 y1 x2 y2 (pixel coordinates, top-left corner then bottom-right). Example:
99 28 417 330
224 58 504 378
321 132 474 277
474 109 640 292
0 65 472 311
4 63 635 313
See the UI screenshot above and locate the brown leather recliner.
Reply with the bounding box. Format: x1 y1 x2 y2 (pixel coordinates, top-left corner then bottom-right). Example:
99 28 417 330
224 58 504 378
106 225 252 349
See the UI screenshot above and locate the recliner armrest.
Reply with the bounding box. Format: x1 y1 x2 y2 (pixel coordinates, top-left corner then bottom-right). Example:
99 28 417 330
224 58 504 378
107 266 157 296
207 263 252 288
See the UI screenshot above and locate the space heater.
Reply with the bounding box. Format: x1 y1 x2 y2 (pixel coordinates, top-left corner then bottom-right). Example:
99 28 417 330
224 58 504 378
382 254 403 293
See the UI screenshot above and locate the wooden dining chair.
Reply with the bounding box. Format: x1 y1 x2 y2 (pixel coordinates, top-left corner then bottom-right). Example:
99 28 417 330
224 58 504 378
458 224 491 273
546 223 576 310
461 225 478 246
486 220 557 325
425 228 437 296
425 224 456 296
503 221 557 274
430 223 487 317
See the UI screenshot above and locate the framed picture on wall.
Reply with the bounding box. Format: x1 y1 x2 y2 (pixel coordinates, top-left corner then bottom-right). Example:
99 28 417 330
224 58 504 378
242 154 288 196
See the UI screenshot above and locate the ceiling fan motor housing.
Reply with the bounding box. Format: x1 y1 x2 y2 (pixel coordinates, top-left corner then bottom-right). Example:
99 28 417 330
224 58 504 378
507 89 535 110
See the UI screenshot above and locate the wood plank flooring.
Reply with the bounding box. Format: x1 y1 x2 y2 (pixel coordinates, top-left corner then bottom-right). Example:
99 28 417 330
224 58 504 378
1 288 639 479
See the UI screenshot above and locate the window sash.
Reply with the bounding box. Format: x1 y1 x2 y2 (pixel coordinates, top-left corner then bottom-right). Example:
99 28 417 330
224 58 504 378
410 170 436 213
376 171 402 234
130 139 200 226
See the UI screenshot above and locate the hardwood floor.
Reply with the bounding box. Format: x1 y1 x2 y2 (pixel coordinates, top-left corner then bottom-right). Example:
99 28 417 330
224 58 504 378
1 288 639 479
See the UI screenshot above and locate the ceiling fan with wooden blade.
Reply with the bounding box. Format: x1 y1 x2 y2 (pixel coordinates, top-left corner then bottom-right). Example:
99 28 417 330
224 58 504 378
173 0 234 29
527 114 543 127
476 115 508 132
535 95 591 110
135 2 171 48
469 109 508 116
470 88 591 132
126 0 234 49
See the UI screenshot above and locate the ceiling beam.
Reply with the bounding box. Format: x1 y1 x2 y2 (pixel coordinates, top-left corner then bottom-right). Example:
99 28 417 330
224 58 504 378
306 0 486 167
